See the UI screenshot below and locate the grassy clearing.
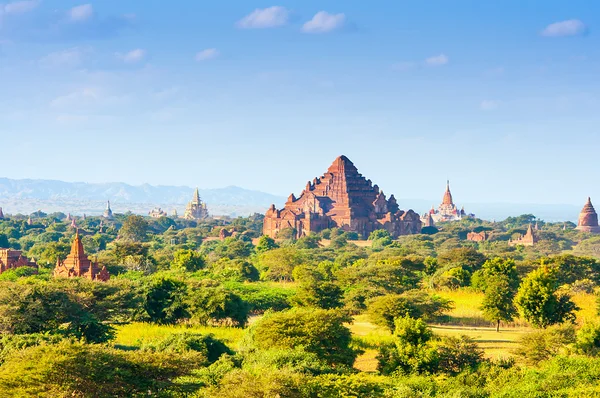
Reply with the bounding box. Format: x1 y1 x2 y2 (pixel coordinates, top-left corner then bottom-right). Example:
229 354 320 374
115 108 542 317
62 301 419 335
432 289 599 327
114 323 245 349
431 325 525 359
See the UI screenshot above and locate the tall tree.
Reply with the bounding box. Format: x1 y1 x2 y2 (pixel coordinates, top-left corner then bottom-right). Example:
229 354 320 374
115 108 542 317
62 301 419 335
120 215 149 242
481 275 518 332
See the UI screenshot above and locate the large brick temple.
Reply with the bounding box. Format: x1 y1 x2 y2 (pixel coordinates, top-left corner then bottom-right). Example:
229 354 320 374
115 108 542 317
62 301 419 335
263 155 422 239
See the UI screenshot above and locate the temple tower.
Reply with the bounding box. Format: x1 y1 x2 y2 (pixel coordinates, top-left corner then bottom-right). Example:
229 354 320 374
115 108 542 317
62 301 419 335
576 197 600 233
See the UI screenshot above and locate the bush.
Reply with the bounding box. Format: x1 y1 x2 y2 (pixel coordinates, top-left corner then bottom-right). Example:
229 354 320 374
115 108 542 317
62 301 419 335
224 282 294 314
514 323 576 365
367 291 453 332
187 281 250 327
0 341 202 397
246 308 358 367
143 332 233 364
575 322 600 356
377 317 483 375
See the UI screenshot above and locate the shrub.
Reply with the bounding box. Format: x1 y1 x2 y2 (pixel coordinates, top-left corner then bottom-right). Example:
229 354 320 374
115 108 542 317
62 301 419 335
143 332 233 364
575 322 600 356
367 291 453 332
246 308 358 367
514 323 576 365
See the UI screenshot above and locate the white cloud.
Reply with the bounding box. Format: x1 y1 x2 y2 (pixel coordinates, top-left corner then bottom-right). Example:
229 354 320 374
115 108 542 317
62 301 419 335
116 48 146 64
480 100 500 111
237 6 289 29
195 48 219 62
302 11 345 33
40 48 86 68
1 0 39 15
541 19 586 37
51 88 99 108
425 54 449 66
68 4 93 22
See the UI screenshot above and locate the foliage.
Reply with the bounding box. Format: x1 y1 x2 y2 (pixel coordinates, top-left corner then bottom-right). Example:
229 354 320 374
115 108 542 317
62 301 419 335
575 322 600 356
171 249 206 272
120 215 149 242
0 341 201 397
514 323 576 364
142 332 233 363
187 281 250 327
246 308 358 367
367 291 453 332
515 265 578 328
143 276 189 324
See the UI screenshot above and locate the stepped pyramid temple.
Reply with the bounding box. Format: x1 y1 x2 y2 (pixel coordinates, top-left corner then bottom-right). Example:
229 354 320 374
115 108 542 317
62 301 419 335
576 197 600 233
103 201 114 219
508 224 537 247
422 181 471 223
54 232 110 281
184 188 210 220
263 156 422 239
0 249 37 274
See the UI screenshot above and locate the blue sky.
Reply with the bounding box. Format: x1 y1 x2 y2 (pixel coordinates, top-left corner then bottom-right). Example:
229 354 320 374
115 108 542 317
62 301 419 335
0 0 599 206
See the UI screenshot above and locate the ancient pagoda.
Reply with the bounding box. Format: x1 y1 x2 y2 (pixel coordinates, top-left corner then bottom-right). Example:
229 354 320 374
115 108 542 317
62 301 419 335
54 232 110 281
263 155 422 239
423 181 470 223
576 197 600 233
509 224 537 247
103 201 114 219
183 188 209 220
0 207 4 219
0 249 37 274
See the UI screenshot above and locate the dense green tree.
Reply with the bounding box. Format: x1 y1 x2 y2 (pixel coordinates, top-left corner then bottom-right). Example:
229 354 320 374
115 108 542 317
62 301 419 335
515 266 578 328
143 277 188 324
248 308 357 367
187 281 250 327
367 291 453 332
481 275 518 332
120 215 149 242
255 235 278 253
257 247 306 281
171 249 206 272
293 265 343 309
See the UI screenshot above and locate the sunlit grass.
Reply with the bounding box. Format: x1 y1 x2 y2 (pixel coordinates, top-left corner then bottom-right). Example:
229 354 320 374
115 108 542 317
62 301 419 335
572 293 599 325
114 323 245 349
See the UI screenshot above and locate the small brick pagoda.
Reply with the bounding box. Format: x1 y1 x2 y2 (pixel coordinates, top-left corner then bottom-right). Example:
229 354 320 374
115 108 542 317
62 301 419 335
576 197 600 233
54 232 110 281
263 155 422 239
508 224 537 247
0 249 37 274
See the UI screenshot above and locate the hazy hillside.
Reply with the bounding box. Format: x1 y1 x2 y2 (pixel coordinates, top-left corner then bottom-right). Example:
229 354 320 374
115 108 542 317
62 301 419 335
0 178 285 206
0 178 286 217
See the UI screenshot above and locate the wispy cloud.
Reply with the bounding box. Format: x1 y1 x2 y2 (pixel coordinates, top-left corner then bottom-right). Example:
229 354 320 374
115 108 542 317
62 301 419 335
425 54 449 66
1 0 39 15
480 100 500 111
195 48 219 62
68 4 94 22
541 19 586 37
302 11 345 33
237 6 289 29
39 47 87 68
117 49 146 64
51 88 99 108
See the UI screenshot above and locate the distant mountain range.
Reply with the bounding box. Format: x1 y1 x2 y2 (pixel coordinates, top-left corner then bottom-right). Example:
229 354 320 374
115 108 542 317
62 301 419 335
0 178 286 217
0 178 581 222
